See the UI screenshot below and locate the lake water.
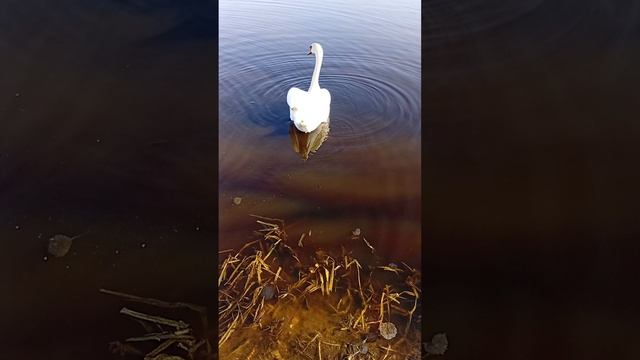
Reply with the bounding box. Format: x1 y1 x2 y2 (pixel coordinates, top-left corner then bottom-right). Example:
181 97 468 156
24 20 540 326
219 0 422 264
4 0 637 358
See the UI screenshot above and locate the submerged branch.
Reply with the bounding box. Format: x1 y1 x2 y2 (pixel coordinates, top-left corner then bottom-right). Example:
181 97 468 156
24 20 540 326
120 307 189 329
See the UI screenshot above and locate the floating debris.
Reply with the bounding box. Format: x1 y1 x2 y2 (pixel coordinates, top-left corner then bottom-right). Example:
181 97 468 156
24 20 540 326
363 332 378 343
233 197 242 205
362 236 375 253
378 263 402 275
379 322 398 340
352 228 361 236
101 289 210 360
261 284 276 300
146 355 184 360
425 333 448 355
47 235 73 257
47 232 88 258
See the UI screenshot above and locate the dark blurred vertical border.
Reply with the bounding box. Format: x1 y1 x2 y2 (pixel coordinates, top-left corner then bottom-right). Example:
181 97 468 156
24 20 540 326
423 0 640 359
0 0 220 358
212 2 220 358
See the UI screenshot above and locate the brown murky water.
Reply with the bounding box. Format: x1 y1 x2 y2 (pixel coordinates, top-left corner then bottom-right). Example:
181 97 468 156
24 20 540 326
425 0 640 359
4 0 637 358
218 0 421 357
1 1 216 358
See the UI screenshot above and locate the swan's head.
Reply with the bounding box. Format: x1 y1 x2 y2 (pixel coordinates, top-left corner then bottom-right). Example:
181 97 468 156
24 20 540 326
307 43 323 56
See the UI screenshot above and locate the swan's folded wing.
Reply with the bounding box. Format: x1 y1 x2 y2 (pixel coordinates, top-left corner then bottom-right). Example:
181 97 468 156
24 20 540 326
320 88 331 105
287 87 306 107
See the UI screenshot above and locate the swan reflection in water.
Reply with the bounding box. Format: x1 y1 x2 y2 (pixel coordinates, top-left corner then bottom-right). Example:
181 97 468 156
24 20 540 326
288 119 330 160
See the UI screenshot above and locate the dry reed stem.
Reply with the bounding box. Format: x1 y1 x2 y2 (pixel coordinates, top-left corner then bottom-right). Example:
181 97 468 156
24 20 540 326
219 216 422 356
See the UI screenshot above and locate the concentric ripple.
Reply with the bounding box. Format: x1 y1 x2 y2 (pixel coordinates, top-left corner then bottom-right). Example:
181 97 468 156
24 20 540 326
219 0 421 150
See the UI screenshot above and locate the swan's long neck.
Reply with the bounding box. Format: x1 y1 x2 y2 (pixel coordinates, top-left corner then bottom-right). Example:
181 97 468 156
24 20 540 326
309 48 323 92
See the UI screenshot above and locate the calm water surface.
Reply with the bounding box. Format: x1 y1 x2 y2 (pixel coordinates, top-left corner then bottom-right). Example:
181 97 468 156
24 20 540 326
219 0 422 264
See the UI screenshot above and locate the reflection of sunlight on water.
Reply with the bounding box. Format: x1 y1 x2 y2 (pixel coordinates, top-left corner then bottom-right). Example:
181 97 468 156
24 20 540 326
288 120 330 161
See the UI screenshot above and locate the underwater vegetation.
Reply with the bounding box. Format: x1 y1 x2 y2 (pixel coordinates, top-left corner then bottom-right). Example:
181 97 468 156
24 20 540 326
218 216 423 359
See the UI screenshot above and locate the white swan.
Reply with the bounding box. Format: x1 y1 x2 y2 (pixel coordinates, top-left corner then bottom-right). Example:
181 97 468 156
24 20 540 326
287 43 331 133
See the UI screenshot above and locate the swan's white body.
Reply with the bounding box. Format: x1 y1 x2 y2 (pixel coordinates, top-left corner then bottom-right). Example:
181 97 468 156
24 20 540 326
287 43 331 133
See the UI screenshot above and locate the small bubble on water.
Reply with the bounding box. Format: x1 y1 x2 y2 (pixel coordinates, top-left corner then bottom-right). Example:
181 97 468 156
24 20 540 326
43 256 48 261
379 322 397 340
141 243 147 248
